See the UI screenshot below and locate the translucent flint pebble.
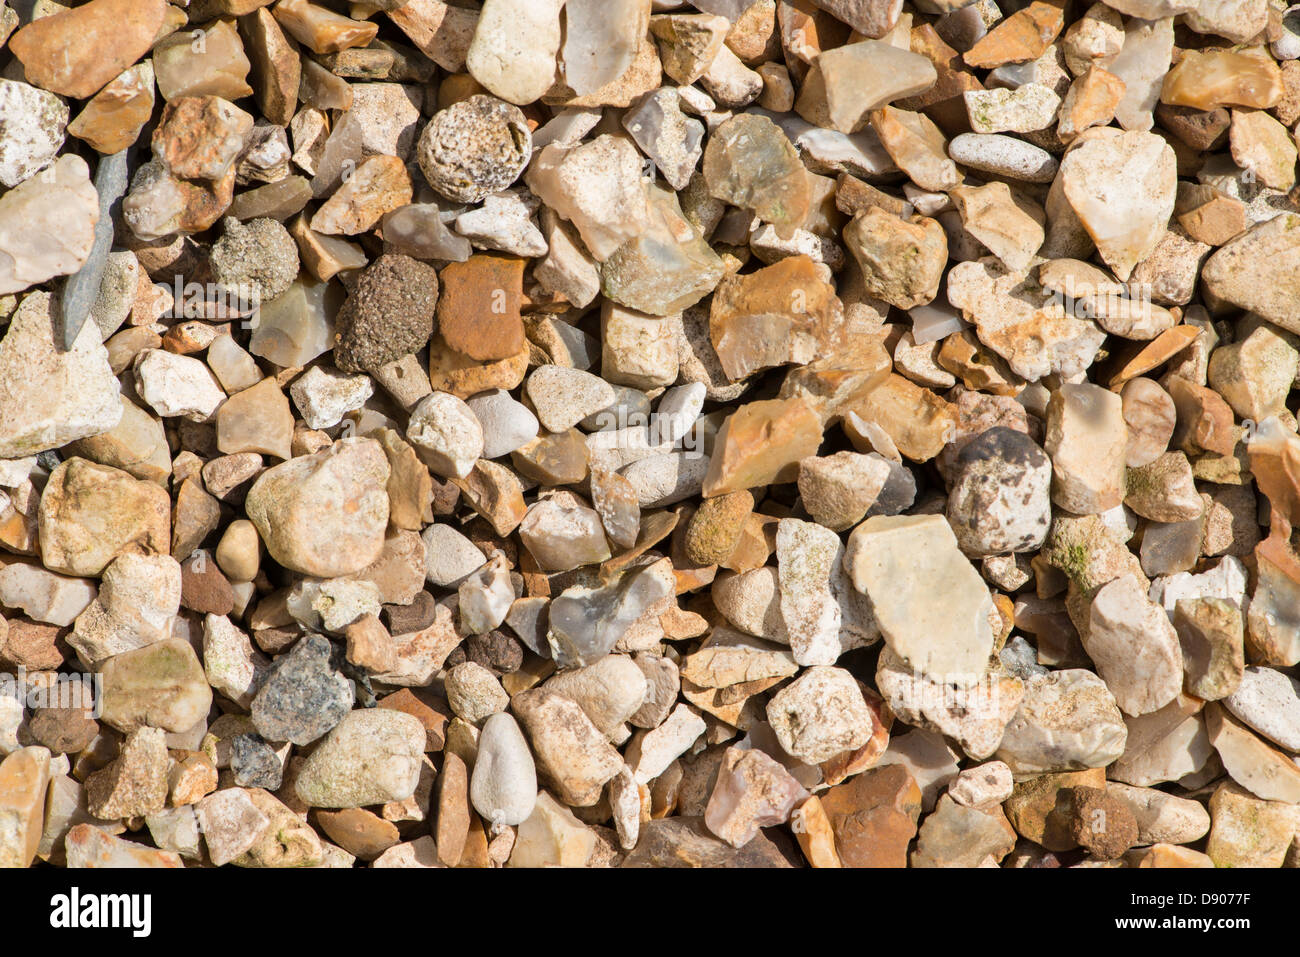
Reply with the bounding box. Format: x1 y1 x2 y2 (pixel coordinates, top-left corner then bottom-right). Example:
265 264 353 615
381 204 472 262
547 564 673 668
909 302 968 345
249 276 342 367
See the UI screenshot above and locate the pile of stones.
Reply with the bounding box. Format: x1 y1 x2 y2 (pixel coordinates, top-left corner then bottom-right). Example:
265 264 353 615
1 0 1300 868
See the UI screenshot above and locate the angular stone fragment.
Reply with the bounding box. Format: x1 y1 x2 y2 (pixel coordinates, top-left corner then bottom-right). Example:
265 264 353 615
705 745 807 848
996 669 1128 775
912 794 1016 867
1206 703 1300 804
512 688 623 807
295 709 426 808
1085 575 1183 717
1174 598 1244 702
9 0 165 100
845 514 993 682
1058 131 1176 281
245 438 390 578
795 40 937 134
1043 382 1126 516
1206 780 1295 868
0 747 51 868
703 113 810 239
844 207 946 309
963 1 1064 70
702 398 823 498
819 764 922 868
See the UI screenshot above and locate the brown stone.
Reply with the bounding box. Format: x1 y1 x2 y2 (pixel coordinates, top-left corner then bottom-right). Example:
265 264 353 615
378 688 450 752
511 430 589 488
315 807 400 861
1105 325 1203 389
0 619 66 671
172 476 223 560
28 704 99 755
345 613 397 675
239 7 302 127
710 256 844 381
9 0 166 99
428 336 530 399
180 556 236 616
684 490 754 566
1061 785 1139 860
819 764 922 868
435 751 471 866
436 255 526 361
1004 767 1106 852
1168 375 1238 458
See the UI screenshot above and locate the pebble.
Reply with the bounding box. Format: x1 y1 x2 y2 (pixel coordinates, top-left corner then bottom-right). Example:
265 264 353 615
466 389 540 460
471 712 538 828
1085 575 1184 717
513 688 623 806
250 634 354 746
244 438 390 578
544 655 649 742
705 745 808 848
948 761 1014 810
845 514 994 681
527 366 618 434
333 253 439 375
9 0 166 100
295 708 426 808
945 427 1052 557
445 661 510 725
0 0 1292 875
947 132 1058 182
133 349 226 422
0 80 68 189
407 391 484 479
996 669 1128 775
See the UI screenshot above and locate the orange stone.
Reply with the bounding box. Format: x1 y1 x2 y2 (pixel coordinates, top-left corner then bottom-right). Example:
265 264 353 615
709 254 844 381
1168 375 1238 457
436 255 526 361
315 807 401 861
842 373 957 462
9 0 166 99
818 763 922 868
791 794 842 868
1161 46 1283 112
963 1 1065 70
67 63 156 155
1248 421 1300 528
1057 65 1126 142
701 397 824 498
1105 324 1202 389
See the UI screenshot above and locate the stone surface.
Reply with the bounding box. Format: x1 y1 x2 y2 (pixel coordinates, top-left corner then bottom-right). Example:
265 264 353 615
245 438 390 578
845 514 994 681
